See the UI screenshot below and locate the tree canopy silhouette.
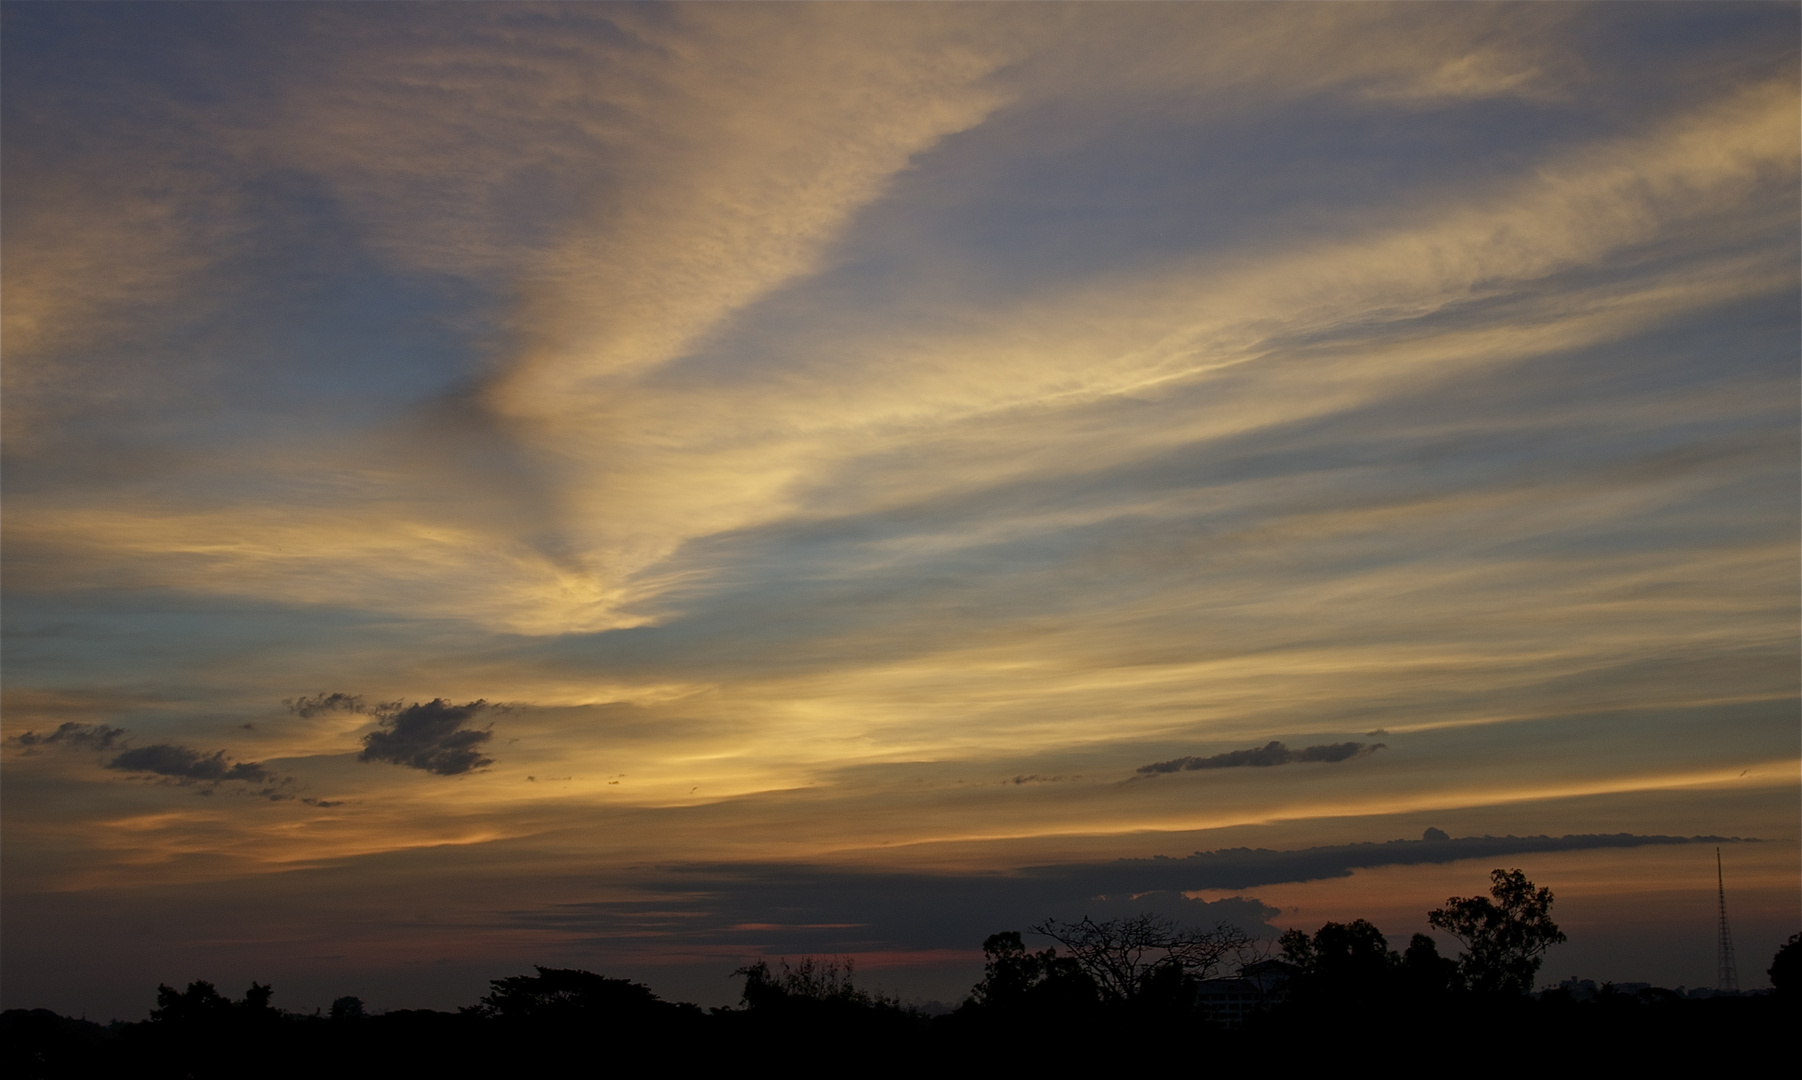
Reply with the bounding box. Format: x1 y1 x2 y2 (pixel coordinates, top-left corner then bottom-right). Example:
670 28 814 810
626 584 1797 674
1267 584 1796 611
965 931 1098 1015
1428 868 1565 995
472 966 682 1025
1769 932 1800 997
1279 918 1394 986
1274 918 1463 1016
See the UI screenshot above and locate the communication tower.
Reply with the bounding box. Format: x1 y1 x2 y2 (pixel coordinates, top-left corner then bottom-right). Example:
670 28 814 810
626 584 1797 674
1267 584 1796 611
1715 846 1738 993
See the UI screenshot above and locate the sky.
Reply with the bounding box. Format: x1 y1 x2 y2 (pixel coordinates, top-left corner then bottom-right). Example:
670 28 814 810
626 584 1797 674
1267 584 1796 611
3 2 1798 1019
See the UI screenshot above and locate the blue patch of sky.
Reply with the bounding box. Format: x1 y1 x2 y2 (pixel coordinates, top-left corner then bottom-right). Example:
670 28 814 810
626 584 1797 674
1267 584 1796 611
1568 2 1800 96
1 3 297 119
165 167 504 424
4 3 511 482
0 588 477 699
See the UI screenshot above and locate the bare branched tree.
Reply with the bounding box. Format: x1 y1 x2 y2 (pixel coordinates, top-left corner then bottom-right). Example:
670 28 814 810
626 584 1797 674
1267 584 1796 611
1030 913 1254 1002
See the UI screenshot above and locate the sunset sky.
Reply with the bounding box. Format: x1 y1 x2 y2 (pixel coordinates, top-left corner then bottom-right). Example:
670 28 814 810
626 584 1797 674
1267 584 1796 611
4 2 1797 1018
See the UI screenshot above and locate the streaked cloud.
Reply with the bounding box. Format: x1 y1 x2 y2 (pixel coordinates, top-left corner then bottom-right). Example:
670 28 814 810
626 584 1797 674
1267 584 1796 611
10 722 128 753
1138 741 1385 776
286 693 375 720
107 745 277 787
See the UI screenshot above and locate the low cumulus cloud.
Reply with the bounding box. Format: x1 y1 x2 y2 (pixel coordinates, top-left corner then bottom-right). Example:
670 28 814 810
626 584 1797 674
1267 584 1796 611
1137 740 1385 776
359 699 495 776
10 721 128 751
108 744 276 784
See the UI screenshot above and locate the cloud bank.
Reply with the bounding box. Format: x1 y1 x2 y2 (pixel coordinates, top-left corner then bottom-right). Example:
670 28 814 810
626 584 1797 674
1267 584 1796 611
504 831 1744 960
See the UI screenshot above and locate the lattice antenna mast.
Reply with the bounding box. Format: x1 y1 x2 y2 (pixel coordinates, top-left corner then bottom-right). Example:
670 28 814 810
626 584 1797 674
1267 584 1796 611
1715 846 1739 993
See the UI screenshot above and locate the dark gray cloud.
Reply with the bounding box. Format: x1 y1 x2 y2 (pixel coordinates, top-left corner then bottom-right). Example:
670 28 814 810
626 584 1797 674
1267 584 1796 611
285 692 381 719
359 699 494 775
1137 740 1384 775
503 831 1745 958
14 721 299 796
1047 830 1744 894
107 744 275 785
10 721 128 751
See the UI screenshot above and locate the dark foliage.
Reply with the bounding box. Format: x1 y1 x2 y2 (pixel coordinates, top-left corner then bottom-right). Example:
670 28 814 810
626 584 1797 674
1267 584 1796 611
329 995 364 1022
1401 931 1462 997
964 931 1098 1015
1769 931 1800 996
472 965 680 1023
1428 867 1566 995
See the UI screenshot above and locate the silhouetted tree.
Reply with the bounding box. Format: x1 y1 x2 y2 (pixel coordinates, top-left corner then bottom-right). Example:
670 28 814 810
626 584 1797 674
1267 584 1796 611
1279 918 1396 989
966 932 1098 1014
733 956 897 1011
329 995 365 1022
1400 933 1461 997
1031 913 1252 1004
726 955 921 1058
1271 918 1406 1022
150 981 235 1026
474 966 673 1022
132 980 293 1079
1770 932 1800 996
1428 868 1565 995
1261 921 1467 1033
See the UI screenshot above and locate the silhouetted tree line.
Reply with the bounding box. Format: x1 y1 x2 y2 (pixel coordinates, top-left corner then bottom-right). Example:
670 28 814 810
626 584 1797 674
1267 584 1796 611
6 869 1794 1077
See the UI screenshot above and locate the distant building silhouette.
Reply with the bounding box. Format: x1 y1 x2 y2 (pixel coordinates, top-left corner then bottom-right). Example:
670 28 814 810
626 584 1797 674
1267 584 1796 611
1557 976 1599 1002
1194 959 1294 1028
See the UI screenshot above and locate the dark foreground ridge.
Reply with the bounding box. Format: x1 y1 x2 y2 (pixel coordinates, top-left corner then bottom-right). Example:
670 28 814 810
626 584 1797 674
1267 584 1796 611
6 870 1796 1077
